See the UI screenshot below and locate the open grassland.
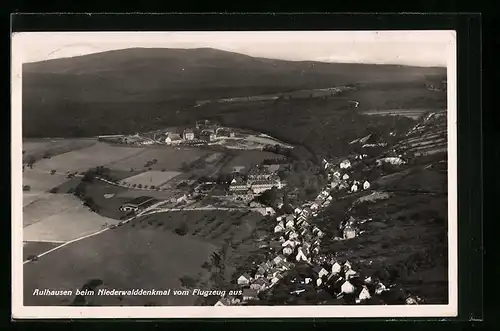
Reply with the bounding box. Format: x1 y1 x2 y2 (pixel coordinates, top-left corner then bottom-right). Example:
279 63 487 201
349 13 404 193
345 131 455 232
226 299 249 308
23 193 85 227
23 170 70 193
24 207 119 242
24 224 217 306
28 143 144 173
22 138 96 163
134 210 263 245
23 192 48 207
23 193 119 242
109 147 210 172
23 241 62 260
120 170 181 188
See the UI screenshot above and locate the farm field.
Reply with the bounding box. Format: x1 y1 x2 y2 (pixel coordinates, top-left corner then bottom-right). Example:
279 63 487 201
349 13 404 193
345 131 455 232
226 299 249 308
23 192 47 206
24 206 119 242
109 147 210 172
27 143 144 173
22 138 97 163
23 192 120 242
23 170 70 193
219 150 280 174
24 224 217 306
120 170 181 188
23 193 84 227
23 241 62 260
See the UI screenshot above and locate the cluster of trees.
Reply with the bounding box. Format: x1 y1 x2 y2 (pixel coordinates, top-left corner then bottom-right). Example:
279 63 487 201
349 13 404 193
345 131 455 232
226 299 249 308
25 156 36 169
280 159 327 202
174 223 189 236
144 158 158 168
181 157 207 172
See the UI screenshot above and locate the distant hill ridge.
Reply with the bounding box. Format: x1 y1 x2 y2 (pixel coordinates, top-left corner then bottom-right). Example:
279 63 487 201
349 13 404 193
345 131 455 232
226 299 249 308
22 47 446 138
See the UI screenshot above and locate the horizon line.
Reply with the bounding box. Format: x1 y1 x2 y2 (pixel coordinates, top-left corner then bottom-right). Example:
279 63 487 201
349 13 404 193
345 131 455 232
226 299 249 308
22 47 447 68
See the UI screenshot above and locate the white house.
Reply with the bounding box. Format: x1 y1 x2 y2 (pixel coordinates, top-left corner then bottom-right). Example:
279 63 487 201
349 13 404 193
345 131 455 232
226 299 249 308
237 274 252 286
342 174 350 180
294 208 302 215
265 207 276 215
296 247 309 262
340 159 351 169
350 184 358 193
341 280 355 294
164 133 183 145
363 181 371 190
327 195 333 201
315 267 329 279
312 246 320 255
282 245 294 256
282 239 296 248
375 282 388 295
276 215 283 222
274 223 285 233
285 219 295 229
316 278 323 286
364 276 373 284
331 262 342 274
214 298 231 306
344 260 352 270
333 171 341 178
357 286 371 302
305 277 312 284
310 203 319 211
289 231 299 240
406 296 419 305
343 224 357 239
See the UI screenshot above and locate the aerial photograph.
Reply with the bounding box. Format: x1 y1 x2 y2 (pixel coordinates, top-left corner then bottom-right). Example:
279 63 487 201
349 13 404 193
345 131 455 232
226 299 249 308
17 31 452 309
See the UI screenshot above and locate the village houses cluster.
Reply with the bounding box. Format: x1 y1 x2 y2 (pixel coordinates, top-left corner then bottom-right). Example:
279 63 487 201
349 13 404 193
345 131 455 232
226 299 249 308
163 120 235 145
215 155 421 306
113 120 235 146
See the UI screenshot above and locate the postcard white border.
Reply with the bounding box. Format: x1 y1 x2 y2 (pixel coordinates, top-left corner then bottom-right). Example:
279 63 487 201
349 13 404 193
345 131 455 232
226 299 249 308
11 30 457 319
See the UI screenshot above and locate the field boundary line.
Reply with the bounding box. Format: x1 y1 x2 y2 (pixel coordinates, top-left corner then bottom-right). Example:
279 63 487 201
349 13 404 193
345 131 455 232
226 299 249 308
24 239 66 244
23 196 87 228
101 144 150 167
21 218 125 264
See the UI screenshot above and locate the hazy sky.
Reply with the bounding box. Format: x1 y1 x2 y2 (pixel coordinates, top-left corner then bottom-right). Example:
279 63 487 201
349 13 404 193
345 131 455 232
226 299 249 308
14 31 455 67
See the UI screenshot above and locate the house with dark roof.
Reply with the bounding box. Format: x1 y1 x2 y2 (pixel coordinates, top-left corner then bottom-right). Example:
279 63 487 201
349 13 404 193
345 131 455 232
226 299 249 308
242 288 259 301
119 196 158 212
250 278 269 291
